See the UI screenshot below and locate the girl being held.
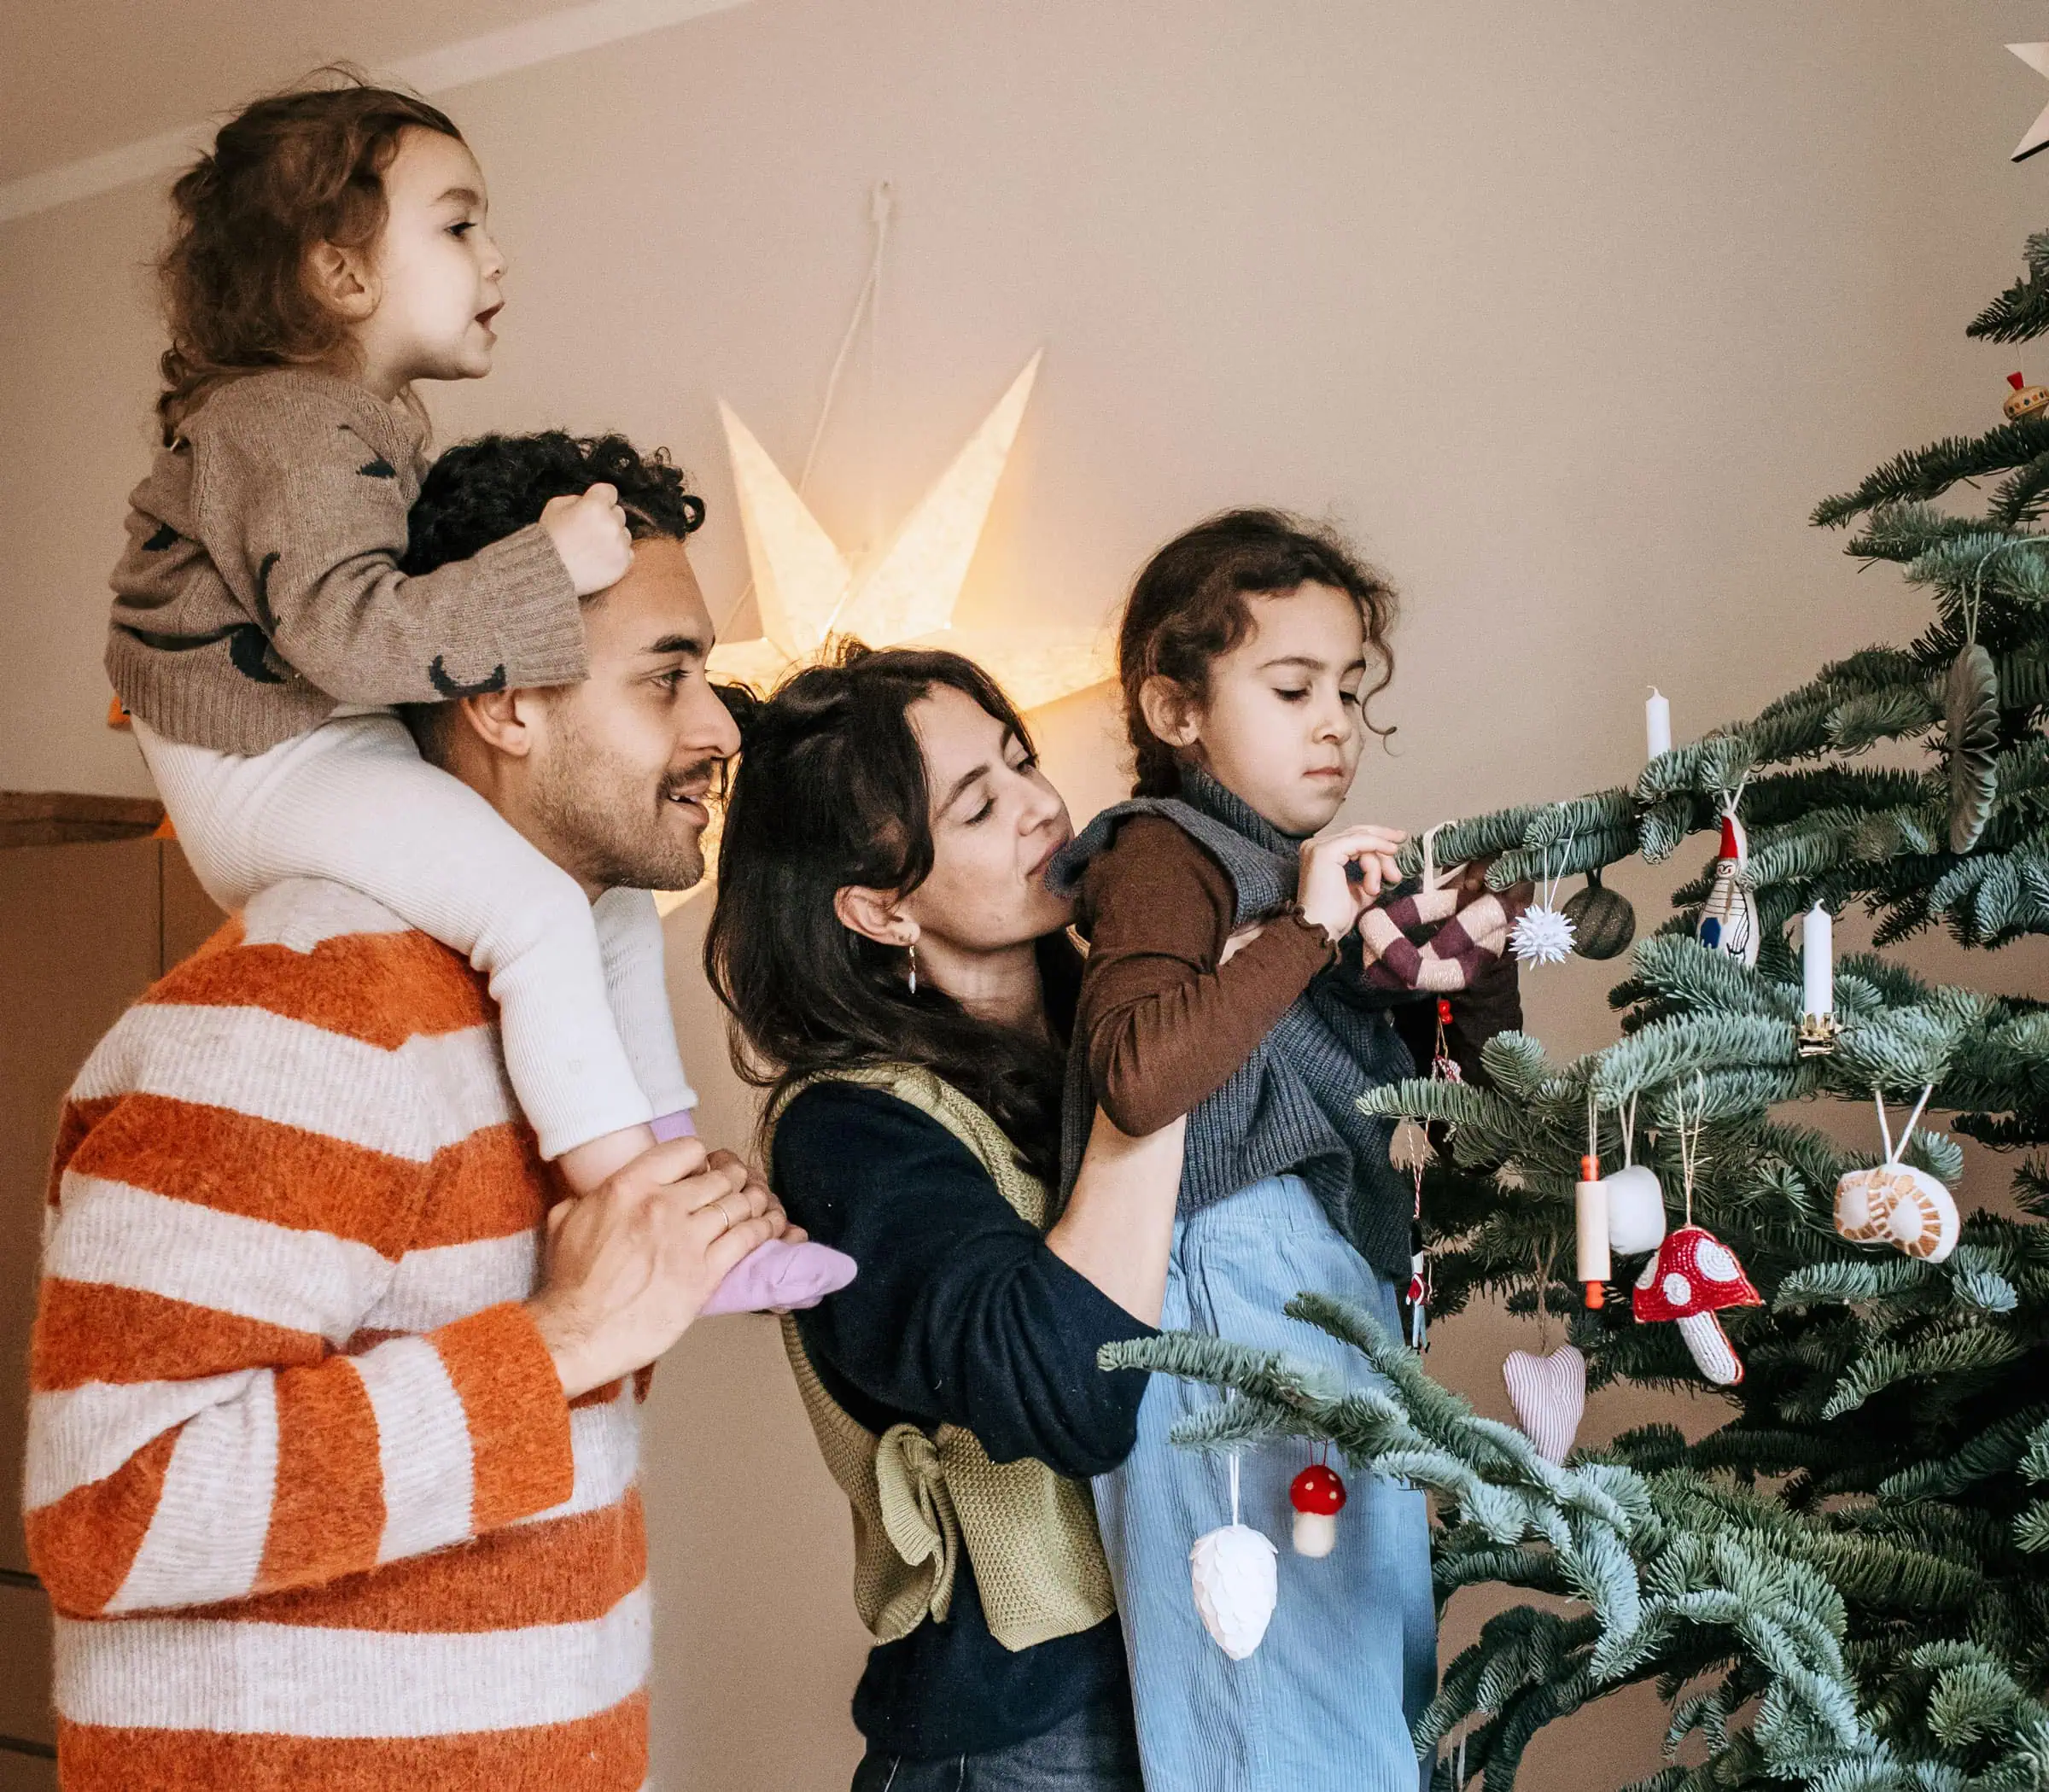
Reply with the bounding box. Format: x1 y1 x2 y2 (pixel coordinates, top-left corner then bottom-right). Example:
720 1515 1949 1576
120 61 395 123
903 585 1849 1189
1052 511 1519 1791
107 79 850 1312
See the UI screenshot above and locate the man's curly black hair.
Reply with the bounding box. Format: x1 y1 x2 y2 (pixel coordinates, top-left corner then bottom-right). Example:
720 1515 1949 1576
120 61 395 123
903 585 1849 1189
403 430 705 577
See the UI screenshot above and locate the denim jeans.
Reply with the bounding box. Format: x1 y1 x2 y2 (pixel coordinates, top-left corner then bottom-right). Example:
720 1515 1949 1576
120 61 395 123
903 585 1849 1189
1092 1175 1439 1792
849 1694 1143 1792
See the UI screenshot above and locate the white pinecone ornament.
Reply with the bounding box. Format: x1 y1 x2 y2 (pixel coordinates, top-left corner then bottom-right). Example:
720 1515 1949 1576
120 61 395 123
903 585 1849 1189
1190 1521 1278 1659
1189 1455 1277 1659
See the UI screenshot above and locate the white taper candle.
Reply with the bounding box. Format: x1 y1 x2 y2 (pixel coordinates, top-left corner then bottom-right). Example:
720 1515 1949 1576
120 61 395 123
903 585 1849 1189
1802 902 1833 1019
1645 688 1672 759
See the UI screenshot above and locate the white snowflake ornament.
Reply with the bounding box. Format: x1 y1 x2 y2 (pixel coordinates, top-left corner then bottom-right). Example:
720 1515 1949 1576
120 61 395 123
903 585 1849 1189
1190 1522 1279 1659
1510 905 1576 966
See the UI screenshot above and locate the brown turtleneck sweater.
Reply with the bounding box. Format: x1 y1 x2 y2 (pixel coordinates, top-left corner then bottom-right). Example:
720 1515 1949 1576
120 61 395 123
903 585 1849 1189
1074 817 1522 1135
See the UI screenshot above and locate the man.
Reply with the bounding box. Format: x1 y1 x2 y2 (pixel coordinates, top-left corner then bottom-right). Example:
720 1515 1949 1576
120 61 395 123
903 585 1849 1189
26 431 783 1789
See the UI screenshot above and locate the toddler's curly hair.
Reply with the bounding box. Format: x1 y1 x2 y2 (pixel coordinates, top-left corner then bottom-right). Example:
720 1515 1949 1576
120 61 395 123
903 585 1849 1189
155 73 461 444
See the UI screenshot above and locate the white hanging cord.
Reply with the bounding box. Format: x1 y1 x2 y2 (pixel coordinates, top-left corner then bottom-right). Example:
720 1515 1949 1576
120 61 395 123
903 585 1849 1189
801 178 894 499
1677 1075 1707 1227
1620 1092 1638 1168
714 179 894 643
1422 822 1448 892
1229 1451 1242 1526
1878 1083 1935 1166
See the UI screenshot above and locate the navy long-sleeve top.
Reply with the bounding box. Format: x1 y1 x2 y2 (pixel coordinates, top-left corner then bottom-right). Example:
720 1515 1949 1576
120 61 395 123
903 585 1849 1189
770 1081 1157 1760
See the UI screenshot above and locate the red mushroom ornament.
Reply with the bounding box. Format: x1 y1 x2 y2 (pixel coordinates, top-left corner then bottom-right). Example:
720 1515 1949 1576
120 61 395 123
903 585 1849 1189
1289 1463 1348 1558
1632 1225 1760 1386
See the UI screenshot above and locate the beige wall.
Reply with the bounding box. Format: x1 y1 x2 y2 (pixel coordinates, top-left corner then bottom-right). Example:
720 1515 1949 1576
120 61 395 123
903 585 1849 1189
9 3 2049 1787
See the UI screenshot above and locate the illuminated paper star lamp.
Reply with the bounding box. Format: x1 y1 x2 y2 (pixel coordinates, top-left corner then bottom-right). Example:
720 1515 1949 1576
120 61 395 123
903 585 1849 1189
2011 44 2049 162
657 353 1112 910
707 352 1110 704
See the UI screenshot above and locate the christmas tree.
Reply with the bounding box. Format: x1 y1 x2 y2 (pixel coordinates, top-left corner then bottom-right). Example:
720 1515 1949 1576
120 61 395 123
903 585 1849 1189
1105 230 2049 1792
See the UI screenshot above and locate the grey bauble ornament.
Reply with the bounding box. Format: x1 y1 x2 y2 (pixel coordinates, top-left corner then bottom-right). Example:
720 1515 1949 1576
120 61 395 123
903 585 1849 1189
1562 870 1636 960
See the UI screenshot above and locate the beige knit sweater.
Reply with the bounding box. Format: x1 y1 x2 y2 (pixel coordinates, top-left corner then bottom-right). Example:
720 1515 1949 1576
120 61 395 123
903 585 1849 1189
107 371 586 756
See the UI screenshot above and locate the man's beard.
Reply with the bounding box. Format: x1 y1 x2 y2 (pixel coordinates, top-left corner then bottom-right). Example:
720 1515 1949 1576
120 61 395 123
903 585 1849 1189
528 715 716 893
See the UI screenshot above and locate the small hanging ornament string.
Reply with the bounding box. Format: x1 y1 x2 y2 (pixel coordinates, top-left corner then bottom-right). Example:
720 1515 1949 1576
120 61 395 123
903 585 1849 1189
1620 1091 1638 1168
1228 1450 1242 1527
1421 822 1450 893
1676 1075 1708 1228
1964 537 2024 648
1534 1238 1557 1352
1874 1083 1935 1166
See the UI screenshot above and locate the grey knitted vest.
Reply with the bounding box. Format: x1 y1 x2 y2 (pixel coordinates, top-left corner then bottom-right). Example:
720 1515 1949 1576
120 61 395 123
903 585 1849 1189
1051 768 1416 1282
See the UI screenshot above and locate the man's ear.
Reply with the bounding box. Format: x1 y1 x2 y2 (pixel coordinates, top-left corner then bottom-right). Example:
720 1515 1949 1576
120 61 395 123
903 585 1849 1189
1138 674 1201 750
457 686 540 758
306 241 379 322
834 884 915 949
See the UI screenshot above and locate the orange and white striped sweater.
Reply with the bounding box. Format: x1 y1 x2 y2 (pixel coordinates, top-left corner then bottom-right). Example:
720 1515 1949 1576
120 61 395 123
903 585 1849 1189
24 878 649 1791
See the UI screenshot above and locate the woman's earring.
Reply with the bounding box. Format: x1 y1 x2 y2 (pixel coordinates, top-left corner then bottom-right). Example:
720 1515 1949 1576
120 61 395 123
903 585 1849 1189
907 940 918 995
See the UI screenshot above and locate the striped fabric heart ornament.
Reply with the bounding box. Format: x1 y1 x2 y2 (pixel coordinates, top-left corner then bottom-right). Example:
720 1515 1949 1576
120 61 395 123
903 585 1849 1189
1502 1345 1586 1464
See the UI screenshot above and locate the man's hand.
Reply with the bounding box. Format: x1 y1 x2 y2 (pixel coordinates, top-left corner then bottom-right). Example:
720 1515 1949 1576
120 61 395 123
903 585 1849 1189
526 1135 790 1398
540 482 633 597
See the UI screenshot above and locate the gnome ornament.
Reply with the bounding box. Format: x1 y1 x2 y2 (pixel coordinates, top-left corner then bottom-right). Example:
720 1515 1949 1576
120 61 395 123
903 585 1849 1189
1835 1085 1959 1264
1696 809 1759 966
1190 1454 1278 1659
1289 1462 1348 1557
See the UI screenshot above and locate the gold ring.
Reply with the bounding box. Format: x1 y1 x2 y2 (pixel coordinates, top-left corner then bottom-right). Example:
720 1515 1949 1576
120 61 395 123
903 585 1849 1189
710 1195 738 1232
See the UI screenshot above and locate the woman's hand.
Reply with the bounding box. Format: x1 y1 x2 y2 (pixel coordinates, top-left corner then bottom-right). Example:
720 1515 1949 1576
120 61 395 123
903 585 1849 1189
1297 824 1408 942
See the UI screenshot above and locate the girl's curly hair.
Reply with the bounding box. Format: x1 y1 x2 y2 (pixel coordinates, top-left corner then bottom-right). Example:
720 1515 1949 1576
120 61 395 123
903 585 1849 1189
1118 508 1398 797
155 73 461 444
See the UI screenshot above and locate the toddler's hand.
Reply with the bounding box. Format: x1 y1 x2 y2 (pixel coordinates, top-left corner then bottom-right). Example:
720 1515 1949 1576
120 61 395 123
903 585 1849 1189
541 482 634 596
1298 825 1407 942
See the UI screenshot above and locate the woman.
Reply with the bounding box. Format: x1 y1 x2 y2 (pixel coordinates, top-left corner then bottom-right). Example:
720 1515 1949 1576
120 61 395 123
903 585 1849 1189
708 645 1179 1790
708 643 1518 1791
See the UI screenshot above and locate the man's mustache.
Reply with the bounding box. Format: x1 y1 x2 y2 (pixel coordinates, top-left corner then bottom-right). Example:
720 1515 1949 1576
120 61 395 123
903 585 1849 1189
661 757 725 803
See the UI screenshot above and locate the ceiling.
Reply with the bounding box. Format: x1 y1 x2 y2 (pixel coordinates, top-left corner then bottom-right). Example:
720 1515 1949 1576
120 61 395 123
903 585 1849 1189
1 0 576 185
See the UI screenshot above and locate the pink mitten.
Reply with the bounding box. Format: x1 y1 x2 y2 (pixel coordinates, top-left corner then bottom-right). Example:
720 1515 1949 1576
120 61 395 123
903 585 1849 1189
698 1238 858 1316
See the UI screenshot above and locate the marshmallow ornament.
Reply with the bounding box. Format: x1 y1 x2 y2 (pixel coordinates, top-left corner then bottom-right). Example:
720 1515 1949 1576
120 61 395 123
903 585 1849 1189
1503 1345 1587 1463
1836 1087 1959 1264
1190 1454 1278 1659
1602 1165 1668 1254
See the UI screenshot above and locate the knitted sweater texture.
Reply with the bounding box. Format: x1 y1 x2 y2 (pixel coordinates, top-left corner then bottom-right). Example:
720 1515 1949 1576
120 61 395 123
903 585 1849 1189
107 371 586 756
1052 769 1416 1281
24 878 648 1791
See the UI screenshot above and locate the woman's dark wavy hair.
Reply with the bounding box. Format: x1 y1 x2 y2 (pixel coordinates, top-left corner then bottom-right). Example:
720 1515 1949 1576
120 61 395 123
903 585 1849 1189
706 643 1080 1185
155 72 463 443
1120 508 1398 797
402 429 704 573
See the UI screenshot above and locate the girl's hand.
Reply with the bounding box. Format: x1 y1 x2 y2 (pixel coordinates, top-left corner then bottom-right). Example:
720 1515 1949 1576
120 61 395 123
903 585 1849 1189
1298 825 1407 942
541 482 634 596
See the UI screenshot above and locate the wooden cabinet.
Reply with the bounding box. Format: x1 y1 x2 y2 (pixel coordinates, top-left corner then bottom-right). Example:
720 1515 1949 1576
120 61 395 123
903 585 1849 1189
0 835 220 1783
